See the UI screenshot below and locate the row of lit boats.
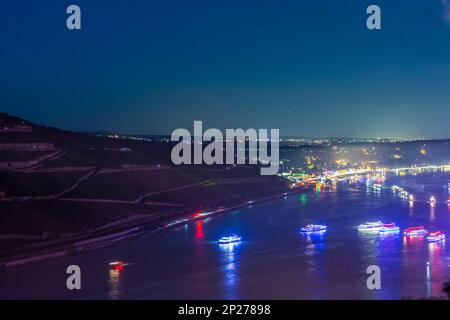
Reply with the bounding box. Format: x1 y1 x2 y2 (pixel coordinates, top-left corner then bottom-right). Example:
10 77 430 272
217 225 329 244
217 223 445 245
357 221 445 242
390 185 441 204
218 224 329 244
298 221 445 242
391 185 409 199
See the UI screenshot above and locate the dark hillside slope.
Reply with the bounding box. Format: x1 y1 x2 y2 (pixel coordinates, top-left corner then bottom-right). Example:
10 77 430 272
0 112 289 258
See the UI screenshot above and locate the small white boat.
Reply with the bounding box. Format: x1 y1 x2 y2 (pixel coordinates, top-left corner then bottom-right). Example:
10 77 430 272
218 235 242 244
109 261 127 270
358 221 382 232
300 224 327 233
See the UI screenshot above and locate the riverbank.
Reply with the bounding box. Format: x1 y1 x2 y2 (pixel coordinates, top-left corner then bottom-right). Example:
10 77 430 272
0 185 311 268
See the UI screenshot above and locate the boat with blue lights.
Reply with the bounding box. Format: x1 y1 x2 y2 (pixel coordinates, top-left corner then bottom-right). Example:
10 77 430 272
403 226 428 236
357 221 382 232
300 224 327 233
426 231 445 242
218 235 242 244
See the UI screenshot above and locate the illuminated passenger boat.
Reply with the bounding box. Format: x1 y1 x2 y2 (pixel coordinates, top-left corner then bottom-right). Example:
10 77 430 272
378 223 400 233
358 221 383 232
218 235 242 244
403 226 428 236
373 184 382 190
109 261 125 270
426 231 445 242
300 224 327 233
400 191 409 199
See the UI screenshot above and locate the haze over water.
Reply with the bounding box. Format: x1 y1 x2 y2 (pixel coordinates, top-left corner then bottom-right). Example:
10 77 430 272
1 172 450 299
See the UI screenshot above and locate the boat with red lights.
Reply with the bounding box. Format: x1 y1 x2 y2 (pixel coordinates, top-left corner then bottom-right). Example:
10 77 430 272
403 226 428 236
378 223 400 234
426 231 445 242
109 261 126 270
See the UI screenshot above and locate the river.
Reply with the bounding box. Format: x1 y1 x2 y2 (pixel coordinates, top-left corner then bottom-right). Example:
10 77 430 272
1 172 450 299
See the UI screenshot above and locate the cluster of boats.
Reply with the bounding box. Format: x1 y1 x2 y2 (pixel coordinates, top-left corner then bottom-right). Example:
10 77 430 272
390 184 446 207
391 185 411 200
298 222 445 243
216 182 449 246
218 224 329 244
217 223 445 245
358 221 446 242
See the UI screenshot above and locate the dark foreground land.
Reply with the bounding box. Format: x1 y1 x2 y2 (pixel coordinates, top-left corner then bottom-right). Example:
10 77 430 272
0 113 290 264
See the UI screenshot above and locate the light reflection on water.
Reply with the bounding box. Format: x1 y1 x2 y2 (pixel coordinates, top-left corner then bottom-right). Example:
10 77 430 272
430 203 436 221
108 268 121 300
303 231 326 253
428 241 446 297
218 242 241 299
196 220 204 239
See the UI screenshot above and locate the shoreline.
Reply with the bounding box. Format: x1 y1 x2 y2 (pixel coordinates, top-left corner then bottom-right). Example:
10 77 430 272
0 185 311 268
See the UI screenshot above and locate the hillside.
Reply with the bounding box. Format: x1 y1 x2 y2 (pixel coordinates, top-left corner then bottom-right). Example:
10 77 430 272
0 112 290 259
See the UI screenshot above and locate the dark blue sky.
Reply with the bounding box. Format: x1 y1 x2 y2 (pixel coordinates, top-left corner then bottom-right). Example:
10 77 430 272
2 0 450 138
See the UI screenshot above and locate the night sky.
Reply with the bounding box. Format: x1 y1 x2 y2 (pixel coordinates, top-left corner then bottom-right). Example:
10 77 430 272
2 0 450 138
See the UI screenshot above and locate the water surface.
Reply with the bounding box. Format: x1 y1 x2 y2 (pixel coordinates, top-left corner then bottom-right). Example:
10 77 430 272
1 173 450 299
